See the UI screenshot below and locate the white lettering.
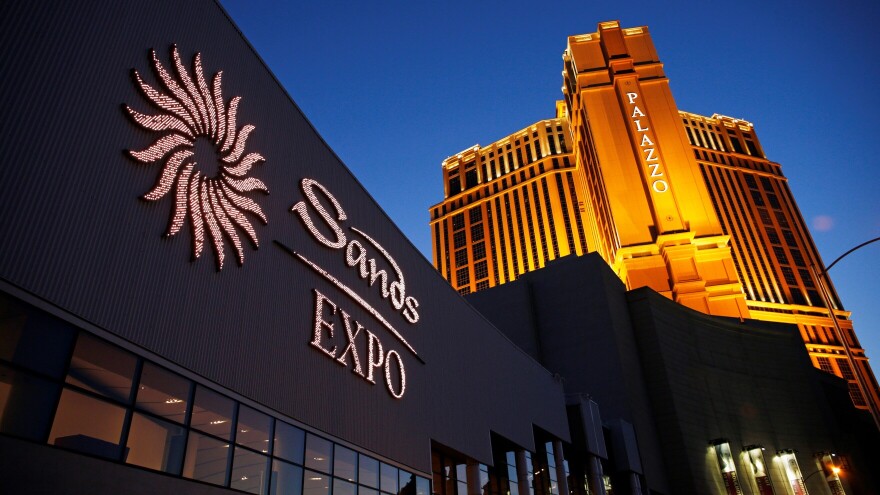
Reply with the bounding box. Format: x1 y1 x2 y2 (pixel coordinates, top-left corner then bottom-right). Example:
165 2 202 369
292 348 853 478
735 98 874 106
623 90 669 195
291 179 346 248
653 180 669 193
293 179 420 322
311 290 338 358
310 291 408 399
336 309 364 377
403 296 419 324
384 350 406 399
366 330 384 385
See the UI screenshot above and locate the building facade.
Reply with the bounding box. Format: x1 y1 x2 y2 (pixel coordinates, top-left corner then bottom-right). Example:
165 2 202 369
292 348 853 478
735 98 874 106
429 21 880 415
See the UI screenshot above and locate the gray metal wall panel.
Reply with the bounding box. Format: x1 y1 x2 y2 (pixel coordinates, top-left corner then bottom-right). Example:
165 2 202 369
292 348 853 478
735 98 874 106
0 0 569 472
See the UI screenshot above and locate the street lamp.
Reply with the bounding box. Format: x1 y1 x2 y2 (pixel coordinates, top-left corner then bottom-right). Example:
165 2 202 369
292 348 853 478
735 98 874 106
811 235 880 432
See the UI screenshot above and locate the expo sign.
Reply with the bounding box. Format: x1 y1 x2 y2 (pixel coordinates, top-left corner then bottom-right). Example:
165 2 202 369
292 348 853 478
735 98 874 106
282 179 421 400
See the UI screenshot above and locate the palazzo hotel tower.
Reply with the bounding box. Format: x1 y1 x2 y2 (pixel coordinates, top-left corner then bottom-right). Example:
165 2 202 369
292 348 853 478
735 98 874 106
429 21 880 415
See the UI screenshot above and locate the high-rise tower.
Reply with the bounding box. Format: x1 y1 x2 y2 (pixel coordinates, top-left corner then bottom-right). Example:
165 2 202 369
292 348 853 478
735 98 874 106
429 21 880 413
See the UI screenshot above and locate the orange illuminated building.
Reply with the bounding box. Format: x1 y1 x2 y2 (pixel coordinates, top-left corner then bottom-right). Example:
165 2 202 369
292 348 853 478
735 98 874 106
429 21 880 414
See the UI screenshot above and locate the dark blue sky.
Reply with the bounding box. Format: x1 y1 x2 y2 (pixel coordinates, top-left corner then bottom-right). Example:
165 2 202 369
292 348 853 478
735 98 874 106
219 0 880 364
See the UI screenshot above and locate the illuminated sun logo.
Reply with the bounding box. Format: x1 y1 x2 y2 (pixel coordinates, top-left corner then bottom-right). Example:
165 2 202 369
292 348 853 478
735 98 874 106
125 45 268 270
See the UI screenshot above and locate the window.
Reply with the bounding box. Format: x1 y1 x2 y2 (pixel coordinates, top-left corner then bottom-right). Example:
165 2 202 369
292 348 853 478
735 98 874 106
472 242 486 261
66 332 136 403
470 224 484 242
335 445 358 482
474 261 489 281
838 360 855 380
183 431 230 485
135 361 191 423
0 291 435 495
453 231 466 250
454 249 468 268
126 412 186 474
452 213 465 231
817 357 834 373
305 433 333 473
191 385 235 440
448 177 461 196
456 267 470 286
0 364 59 441
469 207 482 224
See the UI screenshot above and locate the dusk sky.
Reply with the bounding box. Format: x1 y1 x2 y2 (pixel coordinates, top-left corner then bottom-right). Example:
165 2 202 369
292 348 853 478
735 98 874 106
218 1 880 364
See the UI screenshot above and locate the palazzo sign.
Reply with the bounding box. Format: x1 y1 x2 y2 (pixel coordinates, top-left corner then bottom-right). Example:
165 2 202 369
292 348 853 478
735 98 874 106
282 179 422 400
616 80 684 233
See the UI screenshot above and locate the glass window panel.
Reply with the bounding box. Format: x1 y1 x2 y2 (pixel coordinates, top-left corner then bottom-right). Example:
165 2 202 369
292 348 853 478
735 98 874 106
231 446 270 494
272 459 303 495
305 433 332 473
0 363 61 441
417 477 431 495
334 445 357 482
49 388 125 460
381 463 399 494
135 361 191 423
182 430 229 486
361 488 379 495
125 412 186 474
304 470 331 495
275 420 305 464
190 385 234 439
400 470 415 495
334 478 356 495
359 454 380 488
237 404 272 452
65 333 136 403
0 295 77 379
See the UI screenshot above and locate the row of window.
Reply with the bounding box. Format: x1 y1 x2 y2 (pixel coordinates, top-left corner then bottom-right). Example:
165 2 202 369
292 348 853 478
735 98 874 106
0 291 429 495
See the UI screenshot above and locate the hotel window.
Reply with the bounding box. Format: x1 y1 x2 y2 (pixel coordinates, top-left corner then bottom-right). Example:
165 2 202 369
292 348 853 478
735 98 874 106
454 249 469 268
448 177 461 196
782 230 797 247
773 246 788 264
750 190 764 206
474 261 489 281
470 224 484 242
452 213 465 231
837 359 855 380
473 242 486 261
849 383 867 406
817 357 834 374
766 228 780 245
781 267 797 285
456 268 470 286
453 231 466 250
469 207 482 224
465 169 478 190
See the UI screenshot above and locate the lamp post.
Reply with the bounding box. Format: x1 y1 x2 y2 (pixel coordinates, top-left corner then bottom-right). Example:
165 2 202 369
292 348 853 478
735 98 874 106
810 235 880 432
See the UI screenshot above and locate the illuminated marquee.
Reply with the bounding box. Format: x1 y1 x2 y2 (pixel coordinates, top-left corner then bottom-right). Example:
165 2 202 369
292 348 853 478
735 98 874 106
281 178 423 399
126 45 269 270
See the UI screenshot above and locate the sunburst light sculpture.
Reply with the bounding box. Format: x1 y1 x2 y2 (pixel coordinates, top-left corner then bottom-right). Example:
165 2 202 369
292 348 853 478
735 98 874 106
125 45 268 270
